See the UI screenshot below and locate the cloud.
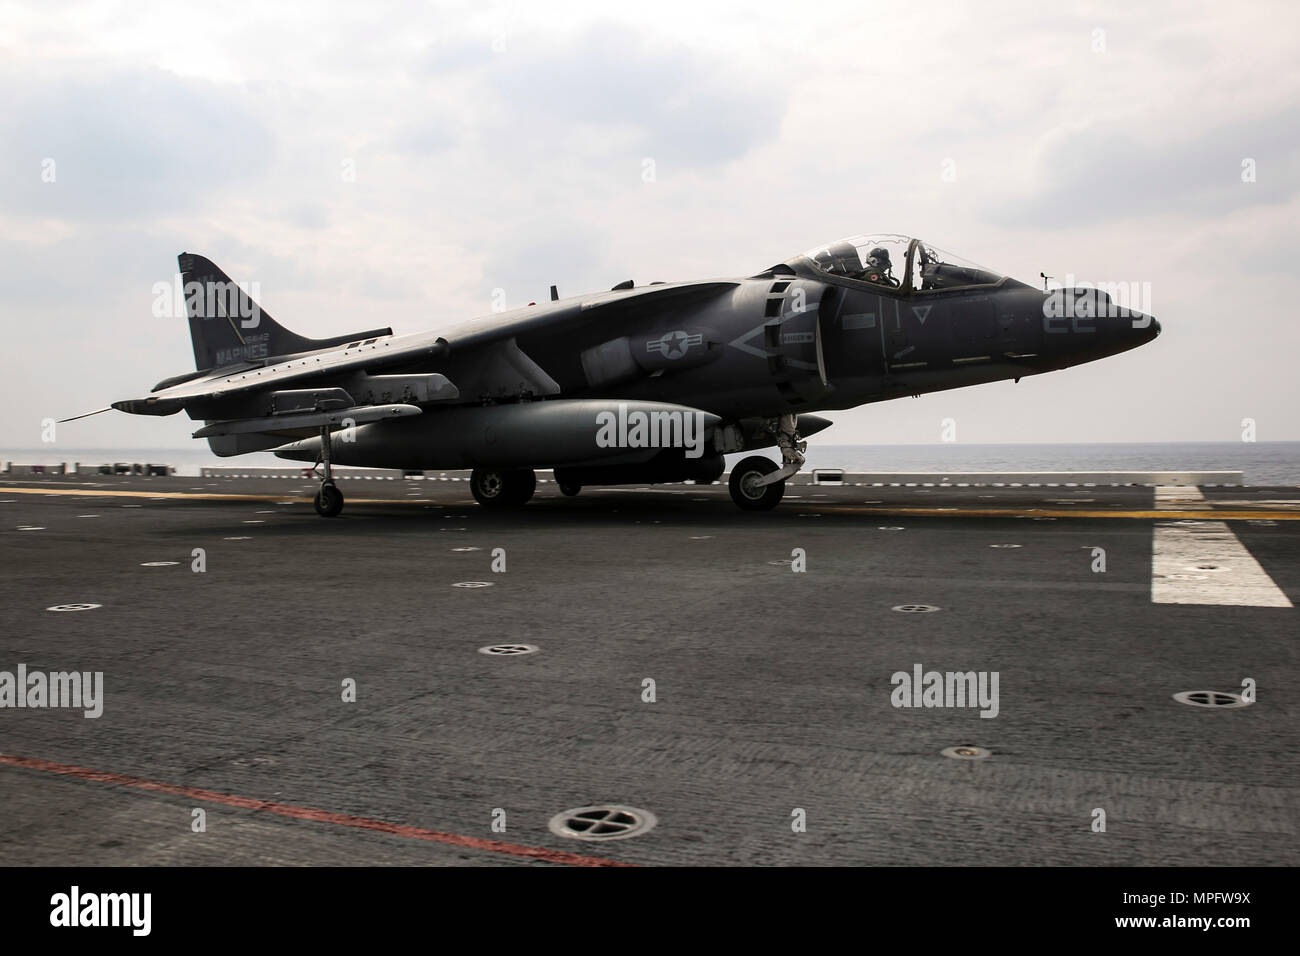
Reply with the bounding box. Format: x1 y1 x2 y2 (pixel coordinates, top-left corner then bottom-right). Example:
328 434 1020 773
0 66 272 223
983 107 1300 227
3 0 1300 449
477 21 785 168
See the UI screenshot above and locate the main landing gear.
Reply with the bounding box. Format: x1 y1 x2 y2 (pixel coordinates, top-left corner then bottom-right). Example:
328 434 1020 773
470 467 537 508
313 424 344 517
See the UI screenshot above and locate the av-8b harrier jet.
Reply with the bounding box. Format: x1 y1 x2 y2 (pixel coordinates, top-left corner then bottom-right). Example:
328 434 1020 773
100 235 1159 515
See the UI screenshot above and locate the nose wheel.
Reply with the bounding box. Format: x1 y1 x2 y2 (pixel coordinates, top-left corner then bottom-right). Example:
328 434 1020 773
728 455 785 511
312 424 345 517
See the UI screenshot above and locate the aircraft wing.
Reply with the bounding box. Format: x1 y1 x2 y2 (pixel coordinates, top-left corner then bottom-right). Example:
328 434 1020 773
430 280 740 352
112 333 451 415
113 279 738 416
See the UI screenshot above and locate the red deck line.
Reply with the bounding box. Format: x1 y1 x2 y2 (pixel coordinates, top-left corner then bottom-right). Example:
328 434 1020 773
0 752 636 867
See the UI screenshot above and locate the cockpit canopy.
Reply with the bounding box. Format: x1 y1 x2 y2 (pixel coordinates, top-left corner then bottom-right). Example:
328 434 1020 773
796 235 1006 292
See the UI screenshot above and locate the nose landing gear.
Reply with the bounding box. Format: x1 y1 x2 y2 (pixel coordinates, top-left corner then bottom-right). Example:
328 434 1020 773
726 414 808 511
729 456 785 510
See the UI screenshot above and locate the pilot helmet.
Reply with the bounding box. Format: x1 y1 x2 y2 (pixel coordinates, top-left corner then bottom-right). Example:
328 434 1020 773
867 247 891 266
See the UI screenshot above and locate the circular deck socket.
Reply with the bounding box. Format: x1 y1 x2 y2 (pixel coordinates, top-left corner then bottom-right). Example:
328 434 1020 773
450 547 481 552
548 805 657 841
941 745 991 760
140 561 179 567
452 581 493 588
989 544 1022 549
46 603 101 612
878 526 905 532
893 604 941 613
1172 690 1251 709
478 643 538 656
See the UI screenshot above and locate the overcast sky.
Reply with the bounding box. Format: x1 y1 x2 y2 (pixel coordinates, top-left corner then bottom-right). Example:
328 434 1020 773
2 0 1297 450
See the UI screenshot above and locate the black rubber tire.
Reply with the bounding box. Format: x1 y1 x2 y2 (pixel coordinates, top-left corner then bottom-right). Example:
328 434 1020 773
314 483 344 517
558 481 581 497
471 468 536 507
470 468 509 507
512 469 537 505
728 456 784 511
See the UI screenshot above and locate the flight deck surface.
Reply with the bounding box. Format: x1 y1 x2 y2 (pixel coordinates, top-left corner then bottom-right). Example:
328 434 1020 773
1 473 1295 866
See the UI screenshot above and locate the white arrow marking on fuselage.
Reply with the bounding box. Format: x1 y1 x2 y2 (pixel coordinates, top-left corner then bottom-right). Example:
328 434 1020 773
728 300 821 359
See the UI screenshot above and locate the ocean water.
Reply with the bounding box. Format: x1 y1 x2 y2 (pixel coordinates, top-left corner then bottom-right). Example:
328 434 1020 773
6 442 1299 485
794 442 1300 486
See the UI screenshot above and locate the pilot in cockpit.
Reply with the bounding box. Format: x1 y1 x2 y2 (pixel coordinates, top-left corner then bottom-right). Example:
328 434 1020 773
858 247 899 287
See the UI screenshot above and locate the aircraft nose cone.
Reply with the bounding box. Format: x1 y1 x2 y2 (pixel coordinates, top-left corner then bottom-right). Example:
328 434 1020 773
1106 309 1160 355
1123 312 1159 345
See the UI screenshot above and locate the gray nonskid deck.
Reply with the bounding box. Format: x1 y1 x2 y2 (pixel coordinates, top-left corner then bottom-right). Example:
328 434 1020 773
0 473 1295 866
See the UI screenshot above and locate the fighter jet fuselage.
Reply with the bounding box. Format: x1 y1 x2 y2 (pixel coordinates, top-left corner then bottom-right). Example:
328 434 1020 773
99 234 1160 514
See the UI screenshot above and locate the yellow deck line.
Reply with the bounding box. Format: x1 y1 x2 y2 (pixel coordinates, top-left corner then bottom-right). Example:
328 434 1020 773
2 486 1298 520
0 486 429 506
808 505 1299 521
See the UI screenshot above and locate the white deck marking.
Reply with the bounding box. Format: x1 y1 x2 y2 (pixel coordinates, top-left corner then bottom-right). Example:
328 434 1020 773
1152 487 1292 607
1154 485 1208 508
